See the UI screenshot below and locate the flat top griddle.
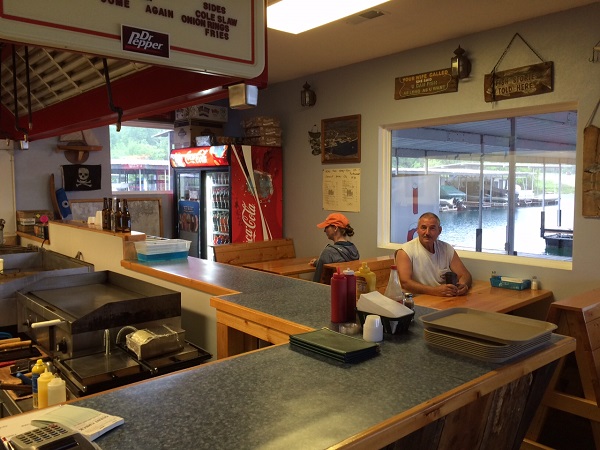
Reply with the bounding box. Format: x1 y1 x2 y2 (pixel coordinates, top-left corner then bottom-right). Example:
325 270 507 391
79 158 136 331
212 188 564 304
30 283 141 319
20 273 181 333
62 349 141 382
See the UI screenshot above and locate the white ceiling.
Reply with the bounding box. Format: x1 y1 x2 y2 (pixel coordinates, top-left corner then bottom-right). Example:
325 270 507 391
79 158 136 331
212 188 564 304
266 0 598 84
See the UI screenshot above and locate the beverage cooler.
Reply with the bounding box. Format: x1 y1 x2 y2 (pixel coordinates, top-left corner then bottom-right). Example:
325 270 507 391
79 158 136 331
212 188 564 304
170 145 283 259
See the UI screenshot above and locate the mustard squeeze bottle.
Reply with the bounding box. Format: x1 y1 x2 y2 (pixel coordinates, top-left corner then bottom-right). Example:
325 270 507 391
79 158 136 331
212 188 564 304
31 359 45 408
37 369 54 409
356 262 376 298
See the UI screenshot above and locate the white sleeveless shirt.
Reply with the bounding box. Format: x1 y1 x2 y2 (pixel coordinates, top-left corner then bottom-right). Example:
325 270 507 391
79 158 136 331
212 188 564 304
401 238 454 286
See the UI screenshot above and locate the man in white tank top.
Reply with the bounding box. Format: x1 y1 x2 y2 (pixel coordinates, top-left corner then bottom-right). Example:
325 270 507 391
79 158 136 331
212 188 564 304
396 212 472 297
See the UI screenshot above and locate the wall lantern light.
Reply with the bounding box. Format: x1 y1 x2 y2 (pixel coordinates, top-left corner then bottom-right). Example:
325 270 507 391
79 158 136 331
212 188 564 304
301 82 317 107
451 46 471 79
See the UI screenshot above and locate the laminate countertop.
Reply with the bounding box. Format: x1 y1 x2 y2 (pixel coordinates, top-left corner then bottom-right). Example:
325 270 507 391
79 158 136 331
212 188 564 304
64 307 570 450
121 258 334 330
42 258 571 449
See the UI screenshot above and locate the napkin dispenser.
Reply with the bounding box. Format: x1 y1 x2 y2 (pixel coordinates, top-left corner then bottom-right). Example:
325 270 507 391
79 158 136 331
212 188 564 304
357 291 414 334
357 291 412 318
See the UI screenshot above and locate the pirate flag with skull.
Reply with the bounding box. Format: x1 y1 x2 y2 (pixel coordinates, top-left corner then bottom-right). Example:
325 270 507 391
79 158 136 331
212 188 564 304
62 164 102 191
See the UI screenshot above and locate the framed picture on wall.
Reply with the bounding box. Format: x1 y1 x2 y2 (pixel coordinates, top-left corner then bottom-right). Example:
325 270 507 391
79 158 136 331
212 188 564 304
321 114 361 164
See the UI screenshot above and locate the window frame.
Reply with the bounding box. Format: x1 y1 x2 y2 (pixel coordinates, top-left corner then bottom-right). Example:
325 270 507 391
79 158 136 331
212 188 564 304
377 102 576 271
109 121 173 194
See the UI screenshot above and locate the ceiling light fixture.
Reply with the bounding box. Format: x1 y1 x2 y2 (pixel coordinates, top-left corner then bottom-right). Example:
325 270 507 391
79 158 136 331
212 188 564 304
267 0 390 34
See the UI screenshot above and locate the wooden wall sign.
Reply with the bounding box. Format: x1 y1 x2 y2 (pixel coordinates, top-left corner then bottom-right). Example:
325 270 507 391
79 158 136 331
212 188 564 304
395 69 457 100
484 62 553 102
582 124 600 217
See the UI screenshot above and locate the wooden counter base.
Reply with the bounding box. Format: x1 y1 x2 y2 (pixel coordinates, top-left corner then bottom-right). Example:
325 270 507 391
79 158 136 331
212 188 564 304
213 299 312 359
339 343 571 450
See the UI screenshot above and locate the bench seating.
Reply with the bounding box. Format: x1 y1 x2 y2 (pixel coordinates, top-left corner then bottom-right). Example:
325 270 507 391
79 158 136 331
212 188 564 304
212 238 295 266
322 255 395 290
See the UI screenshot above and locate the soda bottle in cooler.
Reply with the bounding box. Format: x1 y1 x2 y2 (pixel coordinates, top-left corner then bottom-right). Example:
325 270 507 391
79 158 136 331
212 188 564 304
213 212 218 232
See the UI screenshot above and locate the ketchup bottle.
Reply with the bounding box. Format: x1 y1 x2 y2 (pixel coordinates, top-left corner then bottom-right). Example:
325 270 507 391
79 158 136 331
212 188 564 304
343 268 357 322
330 267 347 323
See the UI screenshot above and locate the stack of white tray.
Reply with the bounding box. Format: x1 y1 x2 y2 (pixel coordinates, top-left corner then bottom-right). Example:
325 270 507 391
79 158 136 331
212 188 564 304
420 308 557 363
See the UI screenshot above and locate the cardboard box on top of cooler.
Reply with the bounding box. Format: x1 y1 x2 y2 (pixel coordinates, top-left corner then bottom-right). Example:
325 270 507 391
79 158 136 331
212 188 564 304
173 121 224 149
175 104 228 123
173 103 228 149
242 116 283 147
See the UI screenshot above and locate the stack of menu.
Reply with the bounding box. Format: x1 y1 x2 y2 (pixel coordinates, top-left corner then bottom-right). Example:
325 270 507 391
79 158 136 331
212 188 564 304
289 328 379 363
420 308 557 363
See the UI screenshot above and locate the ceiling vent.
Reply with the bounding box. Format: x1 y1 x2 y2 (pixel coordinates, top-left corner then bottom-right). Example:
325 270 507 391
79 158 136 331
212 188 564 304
346 9 386 25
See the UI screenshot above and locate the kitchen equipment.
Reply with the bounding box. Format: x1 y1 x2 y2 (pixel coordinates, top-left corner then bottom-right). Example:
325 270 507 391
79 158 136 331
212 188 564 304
0 248 93 331
0 340 41 363
420 307 556 344
422 328 552 363
16 271 211 397
10 423 96 450
420 307 557 362
172 145 283 259
0 245 37 255
0 383 31 393
134 238 191 261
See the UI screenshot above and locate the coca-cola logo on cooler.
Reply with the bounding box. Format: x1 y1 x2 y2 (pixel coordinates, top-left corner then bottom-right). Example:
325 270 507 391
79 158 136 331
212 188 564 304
122 25 170 58
241 201 257 242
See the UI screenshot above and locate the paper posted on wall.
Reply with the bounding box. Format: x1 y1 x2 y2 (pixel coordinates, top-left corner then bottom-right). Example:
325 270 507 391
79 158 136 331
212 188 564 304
322 168 360 212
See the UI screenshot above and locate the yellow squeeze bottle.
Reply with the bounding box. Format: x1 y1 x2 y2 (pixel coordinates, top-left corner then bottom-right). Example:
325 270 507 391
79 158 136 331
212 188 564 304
31 359 46 409
37 369 54 409
356 262 376 298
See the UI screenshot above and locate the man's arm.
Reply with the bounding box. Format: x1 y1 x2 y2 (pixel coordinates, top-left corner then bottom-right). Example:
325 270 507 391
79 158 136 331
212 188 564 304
395 249 454 297
449 251 472 296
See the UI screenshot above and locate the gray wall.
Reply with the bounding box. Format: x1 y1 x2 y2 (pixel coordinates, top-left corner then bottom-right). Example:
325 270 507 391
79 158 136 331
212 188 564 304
13 126 175 238
14 126 112 208
236 4 600 305
11 4 600 308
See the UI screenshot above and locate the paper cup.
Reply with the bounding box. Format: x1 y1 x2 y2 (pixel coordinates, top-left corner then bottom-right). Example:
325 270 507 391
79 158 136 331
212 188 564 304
95 211 104 229
363 314 383 342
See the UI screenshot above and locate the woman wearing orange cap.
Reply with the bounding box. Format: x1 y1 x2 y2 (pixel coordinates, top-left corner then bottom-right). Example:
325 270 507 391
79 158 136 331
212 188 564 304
310 213 360 282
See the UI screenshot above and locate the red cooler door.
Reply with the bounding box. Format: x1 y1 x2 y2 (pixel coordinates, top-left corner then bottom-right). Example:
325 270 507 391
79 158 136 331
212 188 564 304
230 145 283 242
